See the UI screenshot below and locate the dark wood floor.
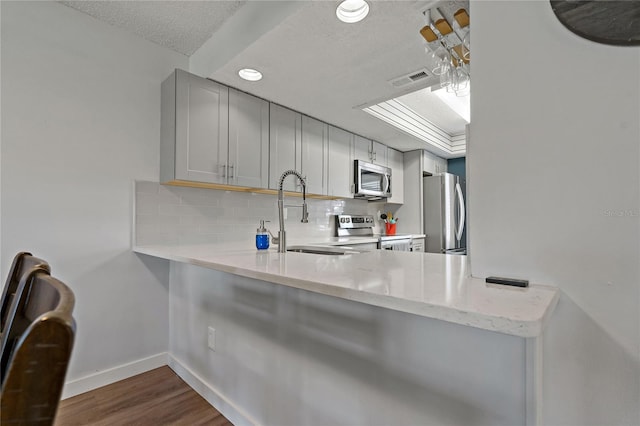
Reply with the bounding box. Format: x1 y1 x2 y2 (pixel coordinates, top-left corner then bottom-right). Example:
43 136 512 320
55 366 233 426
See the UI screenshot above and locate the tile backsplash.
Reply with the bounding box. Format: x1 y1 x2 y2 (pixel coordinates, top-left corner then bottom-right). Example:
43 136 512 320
133 181 381 246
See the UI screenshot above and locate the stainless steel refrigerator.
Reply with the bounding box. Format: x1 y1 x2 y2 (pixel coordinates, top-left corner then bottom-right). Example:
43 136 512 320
423 173 466 254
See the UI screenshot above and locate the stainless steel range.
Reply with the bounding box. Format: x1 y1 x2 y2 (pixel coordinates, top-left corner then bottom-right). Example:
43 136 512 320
335 214 413 251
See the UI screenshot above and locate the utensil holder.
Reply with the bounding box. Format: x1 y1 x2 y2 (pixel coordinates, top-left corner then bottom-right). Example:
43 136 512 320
385 223 396 235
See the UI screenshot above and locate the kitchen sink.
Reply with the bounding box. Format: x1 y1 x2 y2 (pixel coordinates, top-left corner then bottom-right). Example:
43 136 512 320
286 245 364 255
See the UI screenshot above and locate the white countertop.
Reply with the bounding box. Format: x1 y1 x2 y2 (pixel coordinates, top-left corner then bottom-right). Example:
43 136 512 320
134 242 558 338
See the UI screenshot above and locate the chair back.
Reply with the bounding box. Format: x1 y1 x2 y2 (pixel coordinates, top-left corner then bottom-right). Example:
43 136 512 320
0 268 76 425
1 252 50 333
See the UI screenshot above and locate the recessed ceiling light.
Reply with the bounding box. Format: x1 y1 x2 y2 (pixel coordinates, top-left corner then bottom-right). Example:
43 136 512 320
336 0 369 23
238 68 262 82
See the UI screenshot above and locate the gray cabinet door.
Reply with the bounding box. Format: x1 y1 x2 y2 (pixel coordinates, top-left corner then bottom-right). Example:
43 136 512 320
372 141 387 166
354 135 387 166
353 135 372 162
423 150 447 175
387 148 404 204
269 104 302 191
228 89 269 188
301 116 328 195
327 125 353 198
174 70 229 183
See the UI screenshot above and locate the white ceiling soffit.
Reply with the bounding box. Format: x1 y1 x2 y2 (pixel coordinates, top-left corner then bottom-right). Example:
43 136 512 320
362 83 468 156
363 98 466 157
400 86 469 132
59 1 247 56
189 1 306 77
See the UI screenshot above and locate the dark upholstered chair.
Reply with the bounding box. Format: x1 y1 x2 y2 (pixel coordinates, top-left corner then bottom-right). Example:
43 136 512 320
0 267 76 425
1 252 50 334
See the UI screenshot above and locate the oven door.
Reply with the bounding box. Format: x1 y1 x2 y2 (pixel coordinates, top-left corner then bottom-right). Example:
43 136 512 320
379 238 411 251
354 160 392 200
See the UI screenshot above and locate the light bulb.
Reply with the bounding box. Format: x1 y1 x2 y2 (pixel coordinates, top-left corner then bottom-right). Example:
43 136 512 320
238 68 263 81
336 0 369 23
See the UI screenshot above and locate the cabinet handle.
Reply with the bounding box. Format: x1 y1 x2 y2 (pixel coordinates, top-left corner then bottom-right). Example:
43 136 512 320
229 164 234 179
222 164 226 178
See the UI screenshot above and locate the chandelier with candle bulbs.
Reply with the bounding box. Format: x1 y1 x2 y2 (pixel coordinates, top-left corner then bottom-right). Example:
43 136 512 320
420 7 470 96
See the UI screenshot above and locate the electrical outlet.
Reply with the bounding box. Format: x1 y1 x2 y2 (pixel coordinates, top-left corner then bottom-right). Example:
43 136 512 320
208 326 216 351
283 207 288 220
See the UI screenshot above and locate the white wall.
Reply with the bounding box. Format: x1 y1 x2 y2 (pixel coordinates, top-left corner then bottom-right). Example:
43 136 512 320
0 1 187 385
469 1 640 425
134 181 380 247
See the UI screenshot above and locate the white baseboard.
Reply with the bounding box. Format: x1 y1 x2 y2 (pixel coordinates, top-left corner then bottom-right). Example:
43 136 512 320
168 355 259 426
62 352 169 399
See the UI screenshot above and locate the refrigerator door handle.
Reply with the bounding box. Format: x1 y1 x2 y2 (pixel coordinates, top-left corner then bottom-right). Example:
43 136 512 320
455 182 465 242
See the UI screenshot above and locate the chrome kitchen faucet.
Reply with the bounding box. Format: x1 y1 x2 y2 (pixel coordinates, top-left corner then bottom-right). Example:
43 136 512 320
270 170 308 253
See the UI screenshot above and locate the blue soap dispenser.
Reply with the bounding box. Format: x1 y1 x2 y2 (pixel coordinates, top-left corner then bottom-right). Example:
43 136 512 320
256 220 270 250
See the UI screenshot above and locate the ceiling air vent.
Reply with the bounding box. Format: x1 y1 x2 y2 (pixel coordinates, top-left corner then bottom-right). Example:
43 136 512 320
389 68 431 88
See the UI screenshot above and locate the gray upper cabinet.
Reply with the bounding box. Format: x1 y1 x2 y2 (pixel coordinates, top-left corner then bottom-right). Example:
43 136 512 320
301 116 328 196
327 125 353 198
372 141 388 166
269 104 302 192
161 69 229 184
269 106 329 195
386 148 404 204
228 88 269 188
423 150 448 176
353 135 387 166
353 135 371 163
161 69 398 200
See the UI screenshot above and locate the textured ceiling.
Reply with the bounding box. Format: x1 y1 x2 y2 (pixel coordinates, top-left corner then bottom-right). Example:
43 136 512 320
209 1 468 155
59 0 469 156
60 1 246 55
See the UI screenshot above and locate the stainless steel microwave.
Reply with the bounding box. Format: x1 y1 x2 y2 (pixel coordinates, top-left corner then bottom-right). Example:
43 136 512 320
353 160 392 200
